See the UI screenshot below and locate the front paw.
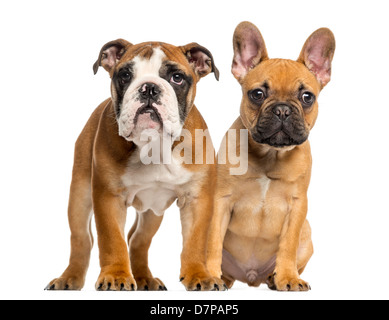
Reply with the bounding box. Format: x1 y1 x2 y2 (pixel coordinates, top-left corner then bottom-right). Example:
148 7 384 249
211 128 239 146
135 276 167 291
267 272 311 292
180 272 227 291
96 270 137 291
45 267 86 291
45 275 84 291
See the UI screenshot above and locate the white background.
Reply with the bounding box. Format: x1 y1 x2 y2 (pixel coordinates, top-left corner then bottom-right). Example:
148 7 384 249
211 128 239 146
1 0 388 300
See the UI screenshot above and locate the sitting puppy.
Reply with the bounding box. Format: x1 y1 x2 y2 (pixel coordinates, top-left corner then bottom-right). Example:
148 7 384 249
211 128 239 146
207 22 335 291
46 39 226 291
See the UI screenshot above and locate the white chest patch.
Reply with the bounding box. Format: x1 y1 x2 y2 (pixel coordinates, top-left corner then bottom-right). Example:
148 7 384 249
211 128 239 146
122 151 193 216
251 176 271 214
257 176 271 200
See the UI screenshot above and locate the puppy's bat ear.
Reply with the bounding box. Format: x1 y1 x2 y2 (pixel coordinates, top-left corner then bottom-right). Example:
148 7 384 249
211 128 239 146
298 28 336 88
180 43 220 81
93 39 133 75
232 21 269 82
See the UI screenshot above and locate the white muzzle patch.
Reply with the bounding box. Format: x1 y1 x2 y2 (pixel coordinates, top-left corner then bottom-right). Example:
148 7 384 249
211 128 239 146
118 48 183 146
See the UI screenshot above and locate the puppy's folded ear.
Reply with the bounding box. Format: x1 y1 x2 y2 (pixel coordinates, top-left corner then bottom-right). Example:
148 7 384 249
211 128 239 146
298 28 336 88
180 43 220 81
93 39 133 75
232 21 269 82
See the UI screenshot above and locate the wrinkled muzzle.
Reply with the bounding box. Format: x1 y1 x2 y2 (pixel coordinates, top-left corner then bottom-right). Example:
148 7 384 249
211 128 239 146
118 75 183 145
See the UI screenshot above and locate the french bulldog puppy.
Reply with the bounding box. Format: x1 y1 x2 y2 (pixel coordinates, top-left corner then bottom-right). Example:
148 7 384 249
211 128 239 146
207 22 335 291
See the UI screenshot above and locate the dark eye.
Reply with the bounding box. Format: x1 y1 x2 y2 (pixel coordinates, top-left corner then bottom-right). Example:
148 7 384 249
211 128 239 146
249 89 266 103
301 92 315 106
171 73 184 85
119 71 132 84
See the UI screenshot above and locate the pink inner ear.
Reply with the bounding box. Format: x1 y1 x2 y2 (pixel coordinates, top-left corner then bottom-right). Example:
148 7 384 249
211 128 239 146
308 51 331 86
190 49 211 75
102 46 122 71
232 42 259 78
305 35 333 86
232 28 265 80
239 31 261 69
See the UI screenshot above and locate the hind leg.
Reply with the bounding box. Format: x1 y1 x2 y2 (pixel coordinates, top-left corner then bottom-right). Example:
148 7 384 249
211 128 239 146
45 102 108 291
128 210 166 291
46 177 93 290
221 274 235 290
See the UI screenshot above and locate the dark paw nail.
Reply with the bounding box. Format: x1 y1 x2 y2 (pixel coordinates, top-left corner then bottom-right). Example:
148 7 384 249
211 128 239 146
131 284 135 291
144 285 149 291
180 277 184 282
196 283 202 291
163 286 168 291
97 283 103 290
45 284 55 290
286 284 291 291
224 284 228 291
214 284 219 291
120 283 125 291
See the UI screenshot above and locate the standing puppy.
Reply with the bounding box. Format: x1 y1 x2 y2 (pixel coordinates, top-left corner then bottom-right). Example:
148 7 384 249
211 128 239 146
207 22 335 291
46 39 225 291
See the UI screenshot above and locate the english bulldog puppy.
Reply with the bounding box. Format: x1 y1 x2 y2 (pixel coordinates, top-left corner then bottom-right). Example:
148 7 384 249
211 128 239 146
46 39 226 291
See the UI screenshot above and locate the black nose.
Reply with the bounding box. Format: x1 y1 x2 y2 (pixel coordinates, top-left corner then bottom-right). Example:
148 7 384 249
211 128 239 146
139 83 161 99
272 105 291 121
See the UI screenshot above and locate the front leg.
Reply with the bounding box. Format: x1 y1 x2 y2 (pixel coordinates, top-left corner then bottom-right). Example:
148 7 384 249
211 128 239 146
179 182 226 291
128 210 167 291
206 197 231 280
93 185 136 291
272 195 311 291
